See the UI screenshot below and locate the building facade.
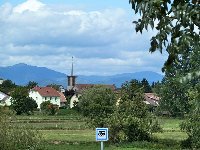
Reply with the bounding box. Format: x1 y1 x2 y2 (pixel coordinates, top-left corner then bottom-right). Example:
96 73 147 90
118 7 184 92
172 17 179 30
29 87 61 108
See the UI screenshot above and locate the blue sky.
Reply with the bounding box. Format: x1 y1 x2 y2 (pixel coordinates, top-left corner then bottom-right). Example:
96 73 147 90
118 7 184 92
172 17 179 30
0 0 167 75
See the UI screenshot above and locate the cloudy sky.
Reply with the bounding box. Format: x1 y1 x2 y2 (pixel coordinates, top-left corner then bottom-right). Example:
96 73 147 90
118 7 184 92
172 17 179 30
0 0 167 75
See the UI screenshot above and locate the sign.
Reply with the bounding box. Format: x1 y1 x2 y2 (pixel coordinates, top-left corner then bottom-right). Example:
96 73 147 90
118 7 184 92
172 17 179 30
96 128 108 141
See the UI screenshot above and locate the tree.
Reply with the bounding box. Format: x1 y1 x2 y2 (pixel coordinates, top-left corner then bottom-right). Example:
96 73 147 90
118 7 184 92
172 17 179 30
40 101 58 115
26 81 38 89
129 0 199 71
159 45 199 117
47 84 60 91
11 87 38 115
159 78 190 117
108 80 161 143
0 80 16 94
78 85 117 128
129 0 199 148
180 83 200 148
141 78 152 93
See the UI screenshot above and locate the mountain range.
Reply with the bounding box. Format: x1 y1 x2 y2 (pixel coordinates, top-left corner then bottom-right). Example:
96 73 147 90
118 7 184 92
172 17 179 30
0 63 163 87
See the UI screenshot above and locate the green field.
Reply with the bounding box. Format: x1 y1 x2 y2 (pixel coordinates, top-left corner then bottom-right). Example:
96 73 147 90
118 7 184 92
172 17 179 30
13 111 187 150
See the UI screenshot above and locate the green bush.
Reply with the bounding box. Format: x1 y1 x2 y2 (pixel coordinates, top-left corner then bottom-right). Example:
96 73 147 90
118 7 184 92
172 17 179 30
108 80 162 143
40 101 58 115
0 115 43 150
181 84 200 149
78 85 117 128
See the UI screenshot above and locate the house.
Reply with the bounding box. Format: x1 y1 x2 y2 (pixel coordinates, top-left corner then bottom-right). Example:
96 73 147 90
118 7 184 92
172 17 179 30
29 87 62 108
0 78 4 85
0 91 12 106
59 91 67 107
144 93 159 106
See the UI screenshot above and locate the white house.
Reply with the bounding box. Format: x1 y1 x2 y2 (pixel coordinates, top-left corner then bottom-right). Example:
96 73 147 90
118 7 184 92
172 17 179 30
0 91 12 106
0 78 4 85
29 87 61 108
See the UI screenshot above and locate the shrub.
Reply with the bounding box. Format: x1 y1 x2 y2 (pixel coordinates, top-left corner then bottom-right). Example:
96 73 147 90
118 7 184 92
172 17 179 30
0 115 43 150
40 101 58 115
11 87 38 115
181 84 200 149
78 85 117 128
108 80 162 143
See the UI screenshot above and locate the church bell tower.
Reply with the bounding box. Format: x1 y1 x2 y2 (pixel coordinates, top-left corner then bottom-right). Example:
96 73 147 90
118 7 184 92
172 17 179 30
67 57 77 90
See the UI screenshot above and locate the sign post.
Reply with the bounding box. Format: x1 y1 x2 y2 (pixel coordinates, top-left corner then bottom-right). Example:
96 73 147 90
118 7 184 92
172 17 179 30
96 128 108 150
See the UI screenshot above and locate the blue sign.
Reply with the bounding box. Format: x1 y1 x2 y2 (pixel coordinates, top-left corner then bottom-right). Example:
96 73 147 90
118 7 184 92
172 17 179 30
96 128 108 141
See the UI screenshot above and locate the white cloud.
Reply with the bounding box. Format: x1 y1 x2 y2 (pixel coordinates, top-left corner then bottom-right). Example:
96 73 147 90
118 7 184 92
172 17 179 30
0 0 166 75
13 0 45 13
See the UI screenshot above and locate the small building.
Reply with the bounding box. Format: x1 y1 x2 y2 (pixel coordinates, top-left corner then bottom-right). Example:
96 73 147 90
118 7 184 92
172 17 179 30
0 91 11 106
144 93 160 106
0 78 4 85
29 87 61 108
59 91 67 107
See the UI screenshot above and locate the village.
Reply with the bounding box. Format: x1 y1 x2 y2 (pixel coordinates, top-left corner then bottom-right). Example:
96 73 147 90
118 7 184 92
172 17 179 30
0 0 199 149
0 62 160 111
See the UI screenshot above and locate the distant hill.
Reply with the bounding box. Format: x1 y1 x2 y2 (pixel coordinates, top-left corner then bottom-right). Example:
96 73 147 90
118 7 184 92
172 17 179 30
0 63 163 87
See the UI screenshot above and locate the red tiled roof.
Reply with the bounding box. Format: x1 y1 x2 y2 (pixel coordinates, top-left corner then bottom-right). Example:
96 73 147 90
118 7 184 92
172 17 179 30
145 93 160 101
75 84 116 92
32 87 60 97
144 93 160 106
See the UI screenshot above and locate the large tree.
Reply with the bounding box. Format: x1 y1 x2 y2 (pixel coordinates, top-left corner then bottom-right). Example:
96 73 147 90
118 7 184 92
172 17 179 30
129 0 199 71
0 80 16 94
141 78 152 93
109 80 161 143
78 85 117 128
11 87 38 115
26 81 38 89
129 0 199 148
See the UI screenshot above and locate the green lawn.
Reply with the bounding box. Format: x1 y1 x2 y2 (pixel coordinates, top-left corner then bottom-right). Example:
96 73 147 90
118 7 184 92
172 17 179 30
12 111 187 150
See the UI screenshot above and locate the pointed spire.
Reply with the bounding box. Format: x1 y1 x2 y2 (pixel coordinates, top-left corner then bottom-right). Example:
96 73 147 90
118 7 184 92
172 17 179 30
71 56 74 76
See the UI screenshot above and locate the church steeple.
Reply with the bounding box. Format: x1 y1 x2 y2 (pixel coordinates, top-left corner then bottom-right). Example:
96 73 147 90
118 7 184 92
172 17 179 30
67 57 77 90
71 56 74 76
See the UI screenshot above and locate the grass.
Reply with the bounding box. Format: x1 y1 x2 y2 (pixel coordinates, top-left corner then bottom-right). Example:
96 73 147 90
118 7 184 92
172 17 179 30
9 110 188 149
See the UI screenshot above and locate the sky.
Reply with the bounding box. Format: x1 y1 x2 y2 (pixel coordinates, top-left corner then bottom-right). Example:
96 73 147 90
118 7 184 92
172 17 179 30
0 0 167 76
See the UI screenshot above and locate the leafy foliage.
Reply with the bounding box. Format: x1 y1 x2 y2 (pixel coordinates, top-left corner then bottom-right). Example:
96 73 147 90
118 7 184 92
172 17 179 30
11 86 38 115
159 78 190 117
26 81 38 89
78 85 117 128
129 0 199 71
47 84 60 91
0 80 16 94
108 80 161 143
40 100 58 115
129 1 199 148
0 114 43 150
141 78 152 93
159 46 199 117
181 84 200 149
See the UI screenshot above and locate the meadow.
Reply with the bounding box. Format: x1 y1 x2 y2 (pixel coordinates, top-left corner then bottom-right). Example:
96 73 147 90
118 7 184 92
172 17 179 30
13 109 187 150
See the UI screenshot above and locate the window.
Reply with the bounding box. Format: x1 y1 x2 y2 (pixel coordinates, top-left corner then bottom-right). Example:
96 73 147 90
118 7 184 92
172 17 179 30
45 97 47 100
